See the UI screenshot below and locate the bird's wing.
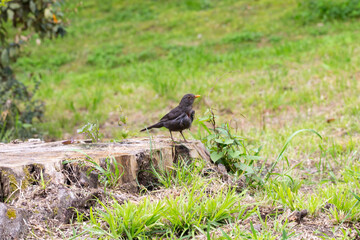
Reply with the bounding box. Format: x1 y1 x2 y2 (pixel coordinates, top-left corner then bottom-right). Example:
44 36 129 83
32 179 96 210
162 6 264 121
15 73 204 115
190 110 195 122
159 106 182 122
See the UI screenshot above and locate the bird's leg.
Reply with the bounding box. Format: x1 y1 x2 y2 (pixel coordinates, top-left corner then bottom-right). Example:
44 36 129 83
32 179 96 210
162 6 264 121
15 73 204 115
180 131 188 142
169 130 175 143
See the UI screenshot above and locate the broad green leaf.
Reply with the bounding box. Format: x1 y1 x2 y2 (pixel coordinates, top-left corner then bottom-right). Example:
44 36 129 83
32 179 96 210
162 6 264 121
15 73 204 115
215 138 234 145
223 138 234 145
234 162 255 174
30 1 36 13
206 134 217 140
210 151 223 163
1 49 9 65
8 46 18 58
6 9 13 20
44 8 52 19
229 150 241 159
241 155 262 161
215 138 223 144
216 127 229 136
9 3 20 9
198 116 210 122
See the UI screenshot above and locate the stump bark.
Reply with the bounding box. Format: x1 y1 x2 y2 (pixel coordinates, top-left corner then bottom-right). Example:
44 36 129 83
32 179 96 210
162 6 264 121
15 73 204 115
0 137 210 201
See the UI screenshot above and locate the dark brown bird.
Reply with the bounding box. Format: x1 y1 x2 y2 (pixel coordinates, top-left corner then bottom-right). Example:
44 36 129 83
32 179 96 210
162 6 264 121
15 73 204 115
140 94 200 142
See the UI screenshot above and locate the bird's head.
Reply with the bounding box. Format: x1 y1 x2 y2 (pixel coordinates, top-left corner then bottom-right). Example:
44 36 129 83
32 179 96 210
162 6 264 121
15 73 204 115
179 93 200 107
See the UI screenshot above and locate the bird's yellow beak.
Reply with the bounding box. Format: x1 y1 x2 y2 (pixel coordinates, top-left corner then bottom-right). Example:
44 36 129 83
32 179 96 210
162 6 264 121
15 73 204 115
195 95 201 98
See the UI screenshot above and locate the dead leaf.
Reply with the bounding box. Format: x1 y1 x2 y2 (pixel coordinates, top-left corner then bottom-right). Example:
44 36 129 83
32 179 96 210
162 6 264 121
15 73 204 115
326 118 335 123
1 110 9 121
62 138 75 145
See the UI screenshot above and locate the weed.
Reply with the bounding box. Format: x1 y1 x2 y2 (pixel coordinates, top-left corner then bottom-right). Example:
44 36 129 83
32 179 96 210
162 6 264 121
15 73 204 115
39 170 51 190
199 109 263 187
85 156 123 189
77 121 101 143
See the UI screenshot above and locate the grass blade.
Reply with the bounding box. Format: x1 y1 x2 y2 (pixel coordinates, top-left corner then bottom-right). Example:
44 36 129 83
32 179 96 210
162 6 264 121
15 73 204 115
265 129 322 181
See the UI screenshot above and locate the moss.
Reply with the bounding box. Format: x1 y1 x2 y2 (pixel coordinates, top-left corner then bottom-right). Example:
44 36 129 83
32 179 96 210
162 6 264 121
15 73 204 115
6 208 16 220
53 206 58 216
21 166 32 190
32 163 44 170
1 170 18 193
23 166 31 181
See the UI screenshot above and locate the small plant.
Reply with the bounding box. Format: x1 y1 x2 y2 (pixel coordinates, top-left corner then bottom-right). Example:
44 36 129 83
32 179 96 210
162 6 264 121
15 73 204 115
39 170 51 190
64 154 124 190
116 106 129 139
200 109 323 189
77 121 101 143
199 109 263 187
85 156 124 189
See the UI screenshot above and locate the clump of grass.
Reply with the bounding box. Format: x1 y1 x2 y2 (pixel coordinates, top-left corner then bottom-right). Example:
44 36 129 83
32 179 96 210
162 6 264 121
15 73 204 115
295 0 360 24
319 184 360 223
151 157 206 188
222 31 263 43
84 181 254 239
87 156 123 189
88 197 165 239
182 0 212 10
164 181 246 237
265 177 303 211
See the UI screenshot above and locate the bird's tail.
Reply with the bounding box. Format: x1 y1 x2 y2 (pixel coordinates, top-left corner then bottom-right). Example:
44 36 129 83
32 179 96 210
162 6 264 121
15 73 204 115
140 122 163 132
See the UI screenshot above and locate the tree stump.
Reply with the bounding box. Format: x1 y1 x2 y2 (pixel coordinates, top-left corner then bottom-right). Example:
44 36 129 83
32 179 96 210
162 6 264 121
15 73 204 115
0 137 210 201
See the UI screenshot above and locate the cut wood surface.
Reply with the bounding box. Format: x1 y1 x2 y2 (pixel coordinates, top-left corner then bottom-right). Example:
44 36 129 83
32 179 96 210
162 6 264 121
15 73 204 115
0 137 210 201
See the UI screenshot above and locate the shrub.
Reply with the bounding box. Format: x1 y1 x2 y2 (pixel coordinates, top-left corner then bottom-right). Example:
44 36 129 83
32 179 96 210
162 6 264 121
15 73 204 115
0 0 66 141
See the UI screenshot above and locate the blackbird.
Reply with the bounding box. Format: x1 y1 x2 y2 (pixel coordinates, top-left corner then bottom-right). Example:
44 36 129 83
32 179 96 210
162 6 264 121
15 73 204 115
140 93 200 142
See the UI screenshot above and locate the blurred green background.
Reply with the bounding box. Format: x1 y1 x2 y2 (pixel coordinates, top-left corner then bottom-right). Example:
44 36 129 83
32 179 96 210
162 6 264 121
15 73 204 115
13 0 360 157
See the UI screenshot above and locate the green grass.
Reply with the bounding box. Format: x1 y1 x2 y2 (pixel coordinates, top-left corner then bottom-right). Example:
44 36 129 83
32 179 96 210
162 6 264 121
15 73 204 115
82 180 255 239
14 0 359 146
12 0 360 238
